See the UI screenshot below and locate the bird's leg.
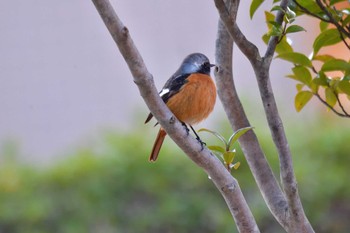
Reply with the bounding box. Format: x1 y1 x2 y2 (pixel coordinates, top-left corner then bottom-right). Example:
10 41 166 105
181 122 190 135
189 125 206 149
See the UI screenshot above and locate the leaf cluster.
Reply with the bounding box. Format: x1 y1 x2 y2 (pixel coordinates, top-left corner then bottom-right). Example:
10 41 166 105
198 127 253 172
251 0 350 117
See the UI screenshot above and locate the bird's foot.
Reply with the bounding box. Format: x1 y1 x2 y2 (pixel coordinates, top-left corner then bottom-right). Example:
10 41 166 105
182 122 190 135
196 137 206 151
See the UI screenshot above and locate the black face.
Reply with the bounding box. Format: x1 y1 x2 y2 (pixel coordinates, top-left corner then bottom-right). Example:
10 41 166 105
179 53 214 75
200 61 213 74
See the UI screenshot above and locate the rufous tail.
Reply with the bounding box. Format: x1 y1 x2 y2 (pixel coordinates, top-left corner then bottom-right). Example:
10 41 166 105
149 128 167 162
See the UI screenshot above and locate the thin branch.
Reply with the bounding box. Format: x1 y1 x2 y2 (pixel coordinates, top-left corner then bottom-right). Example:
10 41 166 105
215 18 290 230
293 0 331 22
91 0 259 232
339 31 350 50
315 93 350 118
335 92 350 116
264 0 290 61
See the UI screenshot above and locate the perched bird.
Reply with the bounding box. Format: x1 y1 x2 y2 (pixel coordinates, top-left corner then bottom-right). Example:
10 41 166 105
145 53 217 162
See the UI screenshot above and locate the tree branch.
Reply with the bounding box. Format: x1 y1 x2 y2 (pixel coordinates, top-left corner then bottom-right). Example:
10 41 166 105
214 0 261 66
91 0 259 232
215 19 290 229
252 62 314 232
214 0 314 231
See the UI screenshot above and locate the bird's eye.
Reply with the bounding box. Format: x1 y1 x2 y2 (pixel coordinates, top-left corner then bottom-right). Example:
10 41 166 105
203 62 210 67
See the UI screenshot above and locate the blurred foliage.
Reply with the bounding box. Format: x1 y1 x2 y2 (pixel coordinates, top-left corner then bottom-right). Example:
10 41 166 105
0 116 350 233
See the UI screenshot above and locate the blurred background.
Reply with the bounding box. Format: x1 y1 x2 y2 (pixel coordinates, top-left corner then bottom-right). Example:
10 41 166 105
1 1 349 232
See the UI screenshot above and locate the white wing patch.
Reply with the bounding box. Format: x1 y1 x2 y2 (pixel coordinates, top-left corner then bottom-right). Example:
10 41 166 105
159 88 170 97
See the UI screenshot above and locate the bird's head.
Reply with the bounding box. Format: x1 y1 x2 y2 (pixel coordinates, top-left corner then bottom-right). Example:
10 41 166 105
179 53 215 75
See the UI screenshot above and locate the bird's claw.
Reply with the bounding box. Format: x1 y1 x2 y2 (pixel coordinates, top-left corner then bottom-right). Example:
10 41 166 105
196 137 206 151
182 122 190 135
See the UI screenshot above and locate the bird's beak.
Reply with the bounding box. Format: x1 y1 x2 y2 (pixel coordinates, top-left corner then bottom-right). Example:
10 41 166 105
210 64 219 72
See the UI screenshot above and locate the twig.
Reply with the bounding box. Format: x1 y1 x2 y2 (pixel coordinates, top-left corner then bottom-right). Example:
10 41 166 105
264 0 290 61
293 0 331 23
315 92 350 118
339 31 350 50
336 94 350 116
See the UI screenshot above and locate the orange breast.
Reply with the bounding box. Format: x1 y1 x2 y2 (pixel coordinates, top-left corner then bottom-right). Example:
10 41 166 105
166 73 216 125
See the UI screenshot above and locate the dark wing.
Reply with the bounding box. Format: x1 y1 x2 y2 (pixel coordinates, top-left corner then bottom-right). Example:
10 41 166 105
161 73 190 103
144 73 190 124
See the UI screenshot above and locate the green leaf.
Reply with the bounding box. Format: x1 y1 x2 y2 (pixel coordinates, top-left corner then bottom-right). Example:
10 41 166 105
250 0 265 19
207 145 226 155
313 29 342 55
295 0 322 14
285 25 306 34
330 0 348 5
223 151 235 165
329 78 340 89
285 6 296 22
277 52 313 68
268 25 283 37
276 37 294 54
325 87 337 107
264 11 276 29
198 128 227 145
312 72 329 87
262 34 293 54
296 83 304 92
271 5 284 12
321 59 350 73
232 162 241 170
312 54 335 62
286 74 299 82
295 91 313 112
268 20 282 28
292 66 312 85
319 21 329 32
343 15 350 27
338 80 350 95
310 80 319 93
228 127 254 150
262 33 269 45
287 0 297 12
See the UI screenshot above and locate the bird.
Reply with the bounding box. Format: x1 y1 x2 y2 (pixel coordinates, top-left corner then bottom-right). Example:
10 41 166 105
145 53 217 162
